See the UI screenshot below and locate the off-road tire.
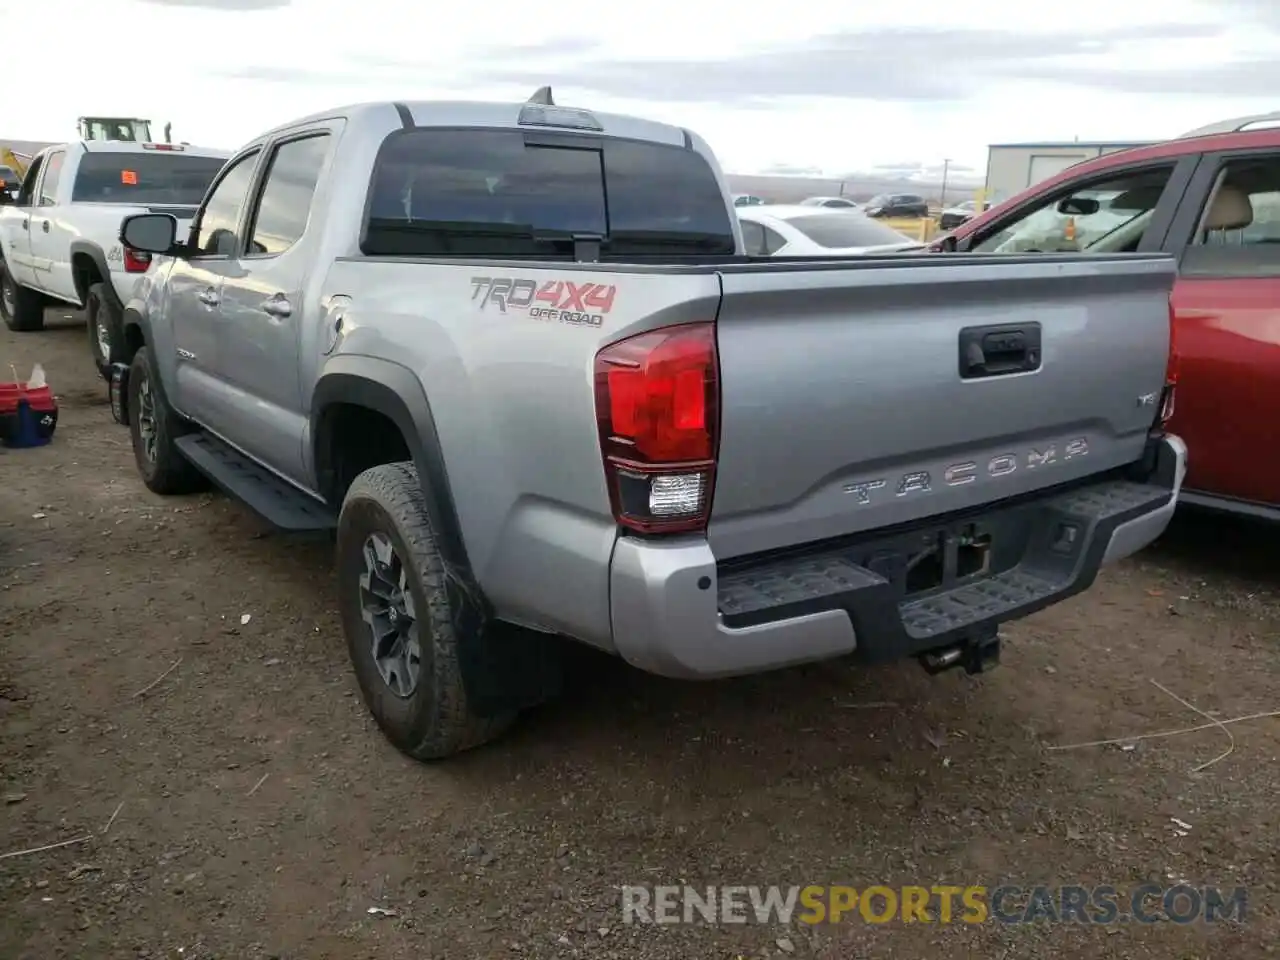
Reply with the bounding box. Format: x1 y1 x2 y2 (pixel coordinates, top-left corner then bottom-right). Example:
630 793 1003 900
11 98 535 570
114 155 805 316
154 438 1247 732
127 346 206 495
0 262 45 332
336 462 516 760
87 282 126 379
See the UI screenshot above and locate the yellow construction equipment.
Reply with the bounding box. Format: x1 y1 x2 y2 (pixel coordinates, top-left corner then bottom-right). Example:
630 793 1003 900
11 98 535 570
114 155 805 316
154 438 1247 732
1 147 30 179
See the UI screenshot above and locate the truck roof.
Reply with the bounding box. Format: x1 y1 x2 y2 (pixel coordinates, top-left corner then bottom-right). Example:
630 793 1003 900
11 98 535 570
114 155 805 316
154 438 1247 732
253 99 693 150
43 140 232 159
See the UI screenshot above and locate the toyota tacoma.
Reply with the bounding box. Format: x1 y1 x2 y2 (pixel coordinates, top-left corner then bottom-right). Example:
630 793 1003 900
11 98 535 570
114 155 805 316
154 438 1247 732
113 91 1186 760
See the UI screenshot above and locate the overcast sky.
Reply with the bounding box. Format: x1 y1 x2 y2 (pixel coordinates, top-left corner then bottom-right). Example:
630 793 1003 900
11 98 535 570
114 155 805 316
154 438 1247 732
8 0 1280 178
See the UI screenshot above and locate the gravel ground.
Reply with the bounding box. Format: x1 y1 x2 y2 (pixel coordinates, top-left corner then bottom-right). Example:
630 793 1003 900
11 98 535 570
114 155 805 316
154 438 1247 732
1 309 1278 959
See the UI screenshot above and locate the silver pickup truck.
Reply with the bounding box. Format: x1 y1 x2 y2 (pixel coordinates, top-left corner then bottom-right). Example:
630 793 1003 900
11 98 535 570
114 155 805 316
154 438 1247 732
115 90 1186 760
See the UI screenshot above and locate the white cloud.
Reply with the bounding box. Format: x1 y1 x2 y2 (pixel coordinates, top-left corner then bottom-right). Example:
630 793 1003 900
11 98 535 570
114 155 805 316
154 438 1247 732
6 0 1280 176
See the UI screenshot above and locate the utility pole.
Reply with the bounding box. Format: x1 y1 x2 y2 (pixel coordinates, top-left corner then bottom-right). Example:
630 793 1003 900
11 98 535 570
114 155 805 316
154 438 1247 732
939 158 951 209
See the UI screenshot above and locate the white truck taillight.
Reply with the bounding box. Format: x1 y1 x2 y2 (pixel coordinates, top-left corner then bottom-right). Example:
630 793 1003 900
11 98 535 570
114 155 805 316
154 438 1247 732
594 323 719 534
123 248 151 273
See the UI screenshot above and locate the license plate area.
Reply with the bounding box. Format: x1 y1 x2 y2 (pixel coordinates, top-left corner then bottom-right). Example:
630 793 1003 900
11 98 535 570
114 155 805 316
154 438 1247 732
855 516 1031 603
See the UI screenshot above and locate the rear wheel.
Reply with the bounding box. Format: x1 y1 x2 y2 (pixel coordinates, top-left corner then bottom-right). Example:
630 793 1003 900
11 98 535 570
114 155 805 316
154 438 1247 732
86 282 126 379
127 346 205 495
0 263 45 332
336 462 516 760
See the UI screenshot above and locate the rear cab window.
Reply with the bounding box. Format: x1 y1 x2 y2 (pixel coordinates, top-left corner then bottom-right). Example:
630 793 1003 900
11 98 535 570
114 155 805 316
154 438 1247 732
362 128 737 258
71 151 227 206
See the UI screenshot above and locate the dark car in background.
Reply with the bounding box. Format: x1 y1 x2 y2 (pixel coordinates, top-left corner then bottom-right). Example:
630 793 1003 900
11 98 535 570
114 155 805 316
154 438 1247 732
938 199 992 231
0 166 19 201
863 192 929 218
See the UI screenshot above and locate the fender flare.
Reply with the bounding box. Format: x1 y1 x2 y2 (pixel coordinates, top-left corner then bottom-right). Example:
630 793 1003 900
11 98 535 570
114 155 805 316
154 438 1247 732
311 359 563 714
310 356 471 575
68 241 117 309
120 304 152 354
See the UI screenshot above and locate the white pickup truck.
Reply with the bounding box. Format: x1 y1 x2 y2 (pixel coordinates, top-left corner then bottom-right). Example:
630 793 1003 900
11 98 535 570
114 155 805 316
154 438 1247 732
0 140 229 375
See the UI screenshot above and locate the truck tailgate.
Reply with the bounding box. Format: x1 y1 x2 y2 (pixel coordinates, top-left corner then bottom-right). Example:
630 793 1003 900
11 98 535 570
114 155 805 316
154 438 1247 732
708 254 1177 560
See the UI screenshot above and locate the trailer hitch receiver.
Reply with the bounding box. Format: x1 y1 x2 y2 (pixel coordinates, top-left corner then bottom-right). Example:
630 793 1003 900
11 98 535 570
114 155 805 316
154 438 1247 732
919 629 1001 676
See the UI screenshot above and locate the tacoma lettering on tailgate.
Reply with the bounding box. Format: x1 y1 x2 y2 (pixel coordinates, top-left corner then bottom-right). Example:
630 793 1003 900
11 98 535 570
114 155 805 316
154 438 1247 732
843 438 1089 505
470 276 616 327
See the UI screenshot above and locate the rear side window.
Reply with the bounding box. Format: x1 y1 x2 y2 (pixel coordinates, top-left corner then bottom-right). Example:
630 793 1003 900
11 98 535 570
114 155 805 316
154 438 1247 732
786 213 913 249
71 152 227 206
1181 156 1280 278
40 151 65 205
246 134 330 256
363 129 736 258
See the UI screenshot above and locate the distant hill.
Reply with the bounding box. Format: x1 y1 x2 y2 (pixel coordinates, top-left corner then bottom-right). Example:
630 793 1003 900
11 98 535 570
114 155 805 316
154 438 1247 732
726 171 985 205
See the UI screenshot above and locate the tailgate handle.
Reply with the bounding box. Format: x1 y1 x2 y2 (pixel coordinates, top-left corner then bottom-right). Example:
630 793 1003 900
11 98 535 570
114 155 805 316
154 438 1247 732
959 322 1042 379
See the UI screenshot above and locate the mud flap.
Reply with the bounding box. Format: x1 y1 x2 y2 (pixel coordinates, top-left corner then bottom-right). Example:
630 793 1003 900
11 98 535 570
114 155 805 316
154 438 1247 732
109 363 130 426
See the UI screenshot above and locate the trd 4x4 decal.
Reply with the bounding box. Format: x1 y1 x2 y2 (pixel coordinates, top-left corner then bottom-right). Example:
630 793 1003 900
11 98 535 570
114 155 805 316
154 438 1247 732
470 277 617 328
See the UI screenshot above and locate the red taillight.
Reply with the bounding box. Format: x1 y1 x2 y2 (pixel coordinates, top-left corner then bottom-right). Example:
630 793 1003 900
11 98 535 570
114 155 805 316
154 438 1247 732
123 247 151 273
1160 298 1179 425
594 322 719 534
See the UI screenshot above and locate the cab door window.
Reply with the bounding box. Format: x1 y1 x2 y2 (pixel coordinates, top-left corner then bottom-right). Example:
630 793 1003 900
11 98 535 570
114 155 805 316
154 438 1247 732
1180 156 1280 278
191 150 261 257
15 155 44 206
971 165 1176 254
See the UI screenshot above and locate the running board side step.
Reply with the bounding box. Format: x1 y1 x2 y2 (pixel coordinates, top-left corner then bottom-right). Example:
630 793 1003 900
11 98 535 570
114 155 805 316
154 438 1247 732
174 432 336 531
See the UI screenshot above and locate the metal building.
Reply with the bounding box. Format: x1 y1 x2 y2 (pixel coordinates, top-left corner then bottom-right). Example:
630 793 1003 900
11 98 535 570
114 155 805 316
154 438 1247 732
983 141 1155 206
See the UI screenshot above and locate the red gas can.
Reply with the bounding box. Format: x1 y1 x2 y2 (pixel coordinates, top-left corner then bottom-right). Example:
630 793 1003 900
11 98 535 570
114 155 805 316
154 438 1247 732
0 381 58 447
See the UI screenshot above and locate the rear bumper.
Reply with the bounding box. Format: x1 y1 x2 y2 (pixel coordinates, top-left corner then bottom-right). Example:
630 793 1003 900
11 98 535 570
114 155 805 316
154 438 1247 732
609 434 1185 679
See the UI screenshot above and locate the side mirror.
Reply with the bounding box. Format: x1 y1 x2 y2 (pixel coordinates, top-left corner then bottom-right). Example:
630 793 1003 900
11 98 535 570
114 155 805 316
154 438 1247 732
1056 197 1099 216
120 213 179 255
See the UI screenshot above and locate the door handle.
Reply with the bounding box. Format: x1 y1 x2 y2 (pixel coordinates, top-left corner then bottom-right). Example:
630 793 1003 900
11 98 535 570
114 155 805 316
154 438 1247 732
260 294 292 318
197 288 219 307
40 220 49 233
958 323 1042 379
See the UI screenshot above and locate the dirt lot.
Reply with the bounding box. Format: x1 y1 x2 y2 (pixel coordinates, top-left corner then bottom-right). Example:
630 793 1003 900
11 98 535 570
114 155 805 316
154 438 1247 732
1 310 1278 959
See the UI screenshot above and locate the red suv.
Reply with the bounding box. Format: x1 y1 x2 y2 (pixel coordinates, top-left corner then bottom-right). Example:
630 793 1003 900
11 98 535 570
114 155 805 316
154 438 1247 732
934 114 1280 521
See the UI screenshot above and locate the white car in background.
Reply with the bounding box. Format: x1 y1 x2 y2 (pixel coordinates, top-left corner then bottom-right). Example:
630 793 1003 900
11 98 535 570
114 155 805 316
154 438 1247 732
799 196 859 208
737 204 925 256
